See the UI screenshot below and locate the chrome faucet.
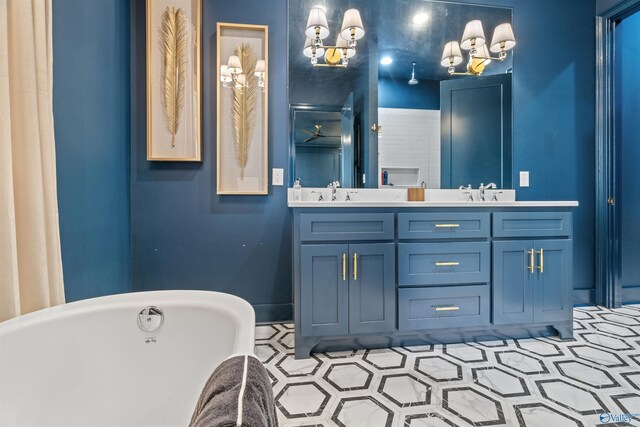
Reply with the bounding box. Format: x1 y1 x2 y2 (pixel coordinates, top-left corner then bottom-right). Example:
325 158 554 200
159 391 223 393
328 181 340 201
345 190 357 201
479 183 497 201
459 184 473 201
311 190 324 201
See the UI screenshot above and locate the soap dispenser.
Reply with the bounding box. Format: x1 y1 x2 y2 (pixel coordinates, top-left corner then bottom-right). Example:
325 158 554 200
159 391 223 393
293 178 302 201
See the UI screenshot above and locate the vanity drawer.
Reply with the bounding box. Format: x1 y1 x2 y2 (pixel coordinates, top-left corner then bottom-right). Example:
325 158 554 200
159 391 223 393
398 285 490 331
398 242 490 286
492 212 572 238
299 213 394 242
398 213 490 240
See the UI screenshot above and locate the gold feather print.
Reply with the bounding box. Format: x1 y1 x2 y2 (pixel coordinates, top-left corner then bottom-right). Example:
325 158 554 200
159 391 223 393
232 44 257 179
159 7 187 148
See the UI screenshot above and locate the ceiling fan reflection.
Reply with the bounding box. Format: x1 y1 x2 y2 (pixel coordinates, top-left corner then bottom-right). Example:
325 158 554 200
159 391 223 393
303 124 340 143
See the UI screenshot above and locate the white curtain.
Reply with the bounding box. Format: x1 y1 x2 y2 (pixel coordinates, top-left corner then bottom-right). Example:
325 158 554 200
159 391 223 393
0 0 64 322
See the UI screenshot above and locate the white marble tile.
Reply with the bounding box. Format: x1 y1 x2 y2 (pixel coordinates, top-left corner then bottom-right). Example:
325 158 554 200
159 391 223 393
600 313 640 326
363 348 407 370
260 305 640 426
536 380 606 413
554 360 618 388
334 397 393 427
255 324 279 340
415 356 462 382
515 404 583 427
276 382 330 418
443 387 505 425
516 339 564 357
444 343 487 363
473 367 529 397
378 374 430 407
495 350 548 374
325 362 372 391
591 321 639 337
569 344 626 367
276 354 322 377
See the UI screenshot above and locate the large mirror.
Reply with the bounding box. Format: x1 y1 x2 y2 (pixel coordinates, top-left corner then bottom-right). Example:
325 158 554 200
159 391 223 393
288 0 513 189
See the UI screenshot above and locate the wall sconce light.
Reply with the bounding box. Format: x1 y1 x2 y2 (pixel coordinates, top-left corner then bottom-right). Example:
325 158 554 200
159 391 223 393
441 20 515 76
303 6 365 67
220 52 266 90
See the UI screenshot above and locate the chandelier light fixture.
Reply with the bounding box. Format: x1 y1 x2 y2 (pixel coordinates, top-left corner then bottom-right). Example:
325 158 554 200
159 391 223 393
440 20 515 76
220 55 266 90
303 6 365 67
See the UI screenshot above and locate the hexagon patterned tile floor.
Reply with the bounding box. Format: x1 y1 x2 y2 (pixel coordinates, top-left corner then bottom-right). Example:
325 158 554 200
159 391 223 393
255 305 640 426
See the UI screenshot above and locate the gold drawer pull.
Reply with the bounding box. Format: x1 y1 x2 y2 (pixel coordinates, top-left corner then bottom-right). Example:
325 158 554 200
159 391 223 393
435 305 460 312
435 262 460 267
435 224 460 228
342 253 346 281
528 249 534 273
536 248 544 273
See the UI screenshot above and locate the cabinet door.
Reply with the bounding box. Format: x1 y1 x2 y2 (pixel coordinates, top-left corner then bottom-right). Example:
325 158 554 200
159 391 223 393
492 240 535 325
349 243 396 334
300 244 349 337
533 240 573 323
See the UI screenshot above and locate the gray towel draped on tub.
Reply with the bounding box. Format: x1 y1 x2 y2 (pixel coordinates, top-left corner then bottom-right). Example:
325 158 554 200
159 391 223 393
190 354 277 427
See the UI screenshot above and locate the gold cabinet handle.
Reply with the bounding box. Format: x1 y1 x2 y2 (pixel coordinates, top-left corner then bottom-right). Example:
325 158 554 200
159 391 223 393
435 305 460 312
435 262 460 267
353 253 357 280
342 253 346 281
435 224 460 228
528 249 534 273
537 248 544 273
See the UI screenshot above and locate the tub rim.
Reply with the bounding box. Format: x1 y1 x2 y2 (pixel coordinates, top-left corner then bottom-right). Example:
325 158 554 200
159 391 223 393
0 290 255 352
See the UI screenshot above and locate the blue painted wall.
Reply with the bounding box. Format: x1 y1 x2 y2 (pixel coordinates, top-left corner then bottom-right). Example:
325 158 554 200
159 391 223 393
130 0 292 321
445 0 596 299
616 10 640 289
378 77 440 110
53 0 132 301
53 0 598 317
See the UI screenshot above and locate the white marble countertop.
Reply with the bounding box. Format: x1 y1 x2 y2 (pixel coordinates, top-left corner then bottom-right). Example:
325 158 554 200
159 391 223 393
287 188 578 208
288 200 579 208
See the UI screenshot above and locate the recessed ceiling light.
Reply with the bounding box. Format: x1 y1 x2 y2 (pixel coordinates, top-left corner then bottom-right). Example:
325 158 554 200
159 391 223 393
380 56 393 65
413 13 429 25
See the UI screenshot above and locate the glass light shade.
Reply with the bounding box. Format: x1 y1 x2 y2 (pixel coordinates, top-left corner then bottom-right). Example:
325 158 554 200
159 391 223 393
476 44 492 63
340 9 365 41
227 55 242 74
490 23 516 52
235 73 246 88
460 20 486 50
254 59 266 77
303 37 325 58
305 7 330 39
440 41 463 67
336 36 355 58
220 65 232 83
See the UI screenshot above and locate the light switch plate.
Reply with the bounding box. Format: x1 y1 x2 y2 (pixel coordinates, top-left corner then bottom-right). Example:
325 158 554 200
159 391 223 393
272 168 284 186
519 171 530 187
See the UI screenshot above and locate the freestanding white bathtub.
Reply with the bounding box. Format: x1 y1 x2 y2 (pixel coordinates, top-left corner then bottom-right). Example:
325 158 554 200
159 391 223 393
0 290 255 427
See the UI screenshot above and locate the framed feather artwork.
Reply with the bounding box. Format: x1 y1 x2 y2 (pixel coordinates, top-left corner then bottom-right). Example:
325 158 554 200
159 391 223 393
216 23 268 195
146 0 202 161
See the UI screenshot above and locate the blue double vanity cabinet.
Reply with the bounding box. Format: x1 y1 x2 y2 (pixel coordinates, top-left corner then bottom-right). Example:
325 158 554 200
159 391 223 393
290 195 578 359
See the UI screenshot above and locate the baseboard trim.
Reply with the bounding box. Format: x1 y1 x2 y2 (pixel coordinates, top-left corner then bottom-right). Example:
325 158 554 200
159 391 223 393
623 287 640 304
254 303 293 323
573 289 596 306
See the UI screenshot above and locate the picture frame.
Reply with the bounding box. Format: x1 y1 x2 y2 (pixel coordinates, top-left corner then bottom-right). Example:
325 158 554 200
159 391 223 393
216 23 269 195
146 0 202 161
